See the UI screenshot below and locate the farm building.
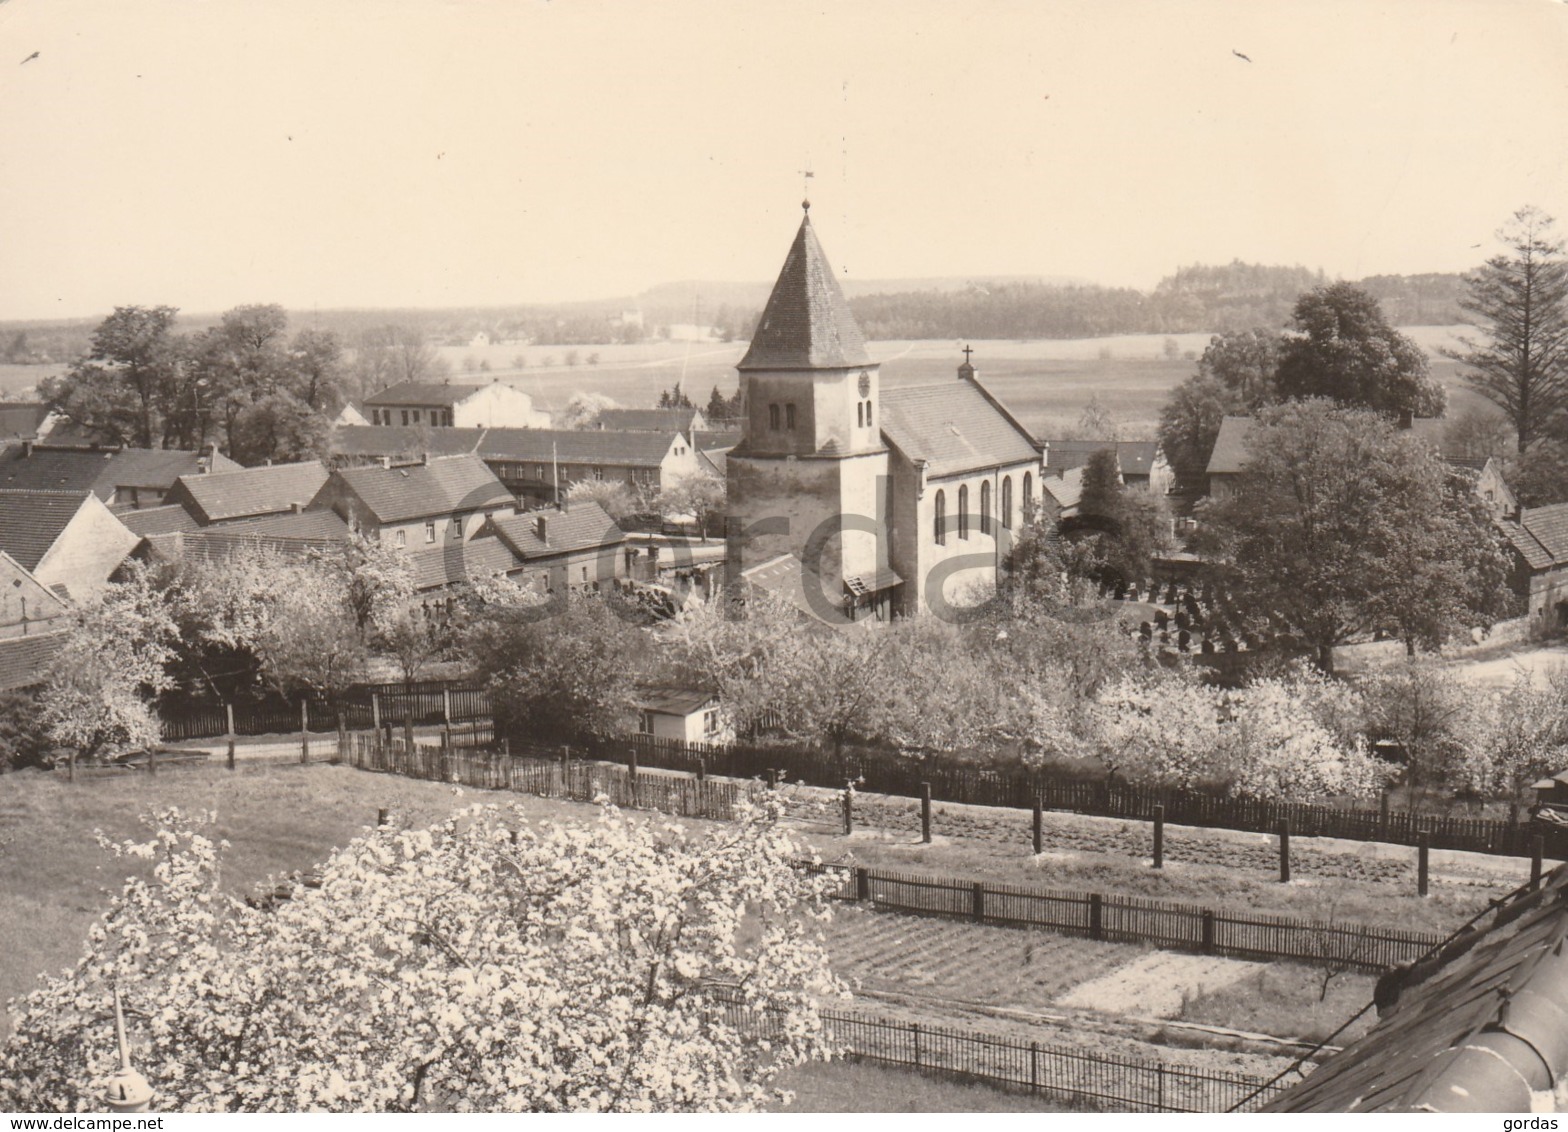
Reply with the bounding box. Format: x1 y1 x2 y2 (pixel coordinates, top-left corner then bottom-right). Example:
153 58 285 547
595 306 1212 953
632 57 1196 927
1500 502 1568 629
362 379 550 429
162 461 330 526
479 499 628 594
0 489 140 602
1040 439 1172 495
307 453 516 550
478 428 703 506
725 204 1043 621
588 407 711 433
0 441 238 510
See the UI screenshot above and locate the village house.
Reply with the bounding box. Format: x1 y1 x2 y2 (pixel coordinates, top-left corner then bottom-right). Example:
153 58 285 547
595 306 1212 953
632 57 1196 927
478 428 704 506
0 632 67 694
0 489 140 602
307 453 516 550
1039 465 1086 523
0 441 238 510
724 205 1043 621
632 685 728 744
161 460 331 526
478 499 628 594
328 425 488 465
1500 502 1568 629
1040 439 1172 495
0 549 70 639
589 407 711 433
362 379 550 428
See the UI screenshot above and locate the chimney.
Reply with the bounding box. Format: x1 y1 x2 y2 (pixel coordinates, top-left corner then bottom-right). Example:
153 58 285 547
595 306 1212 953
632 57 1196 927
380 456 392 469
202 442 218 471
421 451 431 466
290 501 303 513
20 440 32 458
535 513 549 543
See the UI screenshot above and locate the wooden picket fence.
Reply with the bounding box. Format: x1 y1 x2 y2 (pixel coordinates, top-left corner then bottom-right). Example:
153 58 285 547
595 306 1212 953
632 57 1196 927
158 680 491 742
810 864 1443 972
722 1003 1287 1112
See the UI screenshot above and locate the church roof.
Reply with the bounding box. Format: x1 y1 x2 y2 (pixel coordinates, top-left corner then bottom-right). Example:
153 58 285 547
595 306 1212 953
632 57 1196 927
738 211 871 371
880 381 1041 478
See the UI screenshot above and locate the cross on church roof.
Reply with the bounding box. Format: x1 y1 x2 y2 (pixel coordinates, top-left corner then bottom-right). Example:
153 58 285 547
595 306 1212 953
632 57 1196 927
962 344 974 363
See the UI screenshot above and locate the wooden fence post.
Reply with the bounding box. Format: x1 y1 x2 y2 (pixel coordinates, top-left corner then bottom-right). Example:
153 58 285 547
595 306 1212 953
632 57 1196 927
561 744 571 770
147 746 156 776
1153 804 1165 869
1089 893 1103 941
971 882 985 922
226 738 236 771
1278 820 1291 883
697 759 706 783
1032 798 1043 855
371 693 381 735
1380 790 1390 833
337 711 347 760
842 787 853 836
1417 832 1430 897
911 1023 921 1069
442 687 452 726
1201 909 1215 954
1532 835 1545 888
225 701 235 738
403 710 414 756
855 867 870 902
767 768 778 790
921 782 932 845
628 747 638 778
1030 1042 1039 1094
377 808 388 827
300 698 310 764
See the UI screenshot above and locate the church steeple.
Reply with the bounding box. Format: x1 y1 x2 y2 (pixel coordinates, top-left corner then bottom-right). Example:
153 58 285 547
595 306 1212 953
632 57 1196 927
738 206 870 371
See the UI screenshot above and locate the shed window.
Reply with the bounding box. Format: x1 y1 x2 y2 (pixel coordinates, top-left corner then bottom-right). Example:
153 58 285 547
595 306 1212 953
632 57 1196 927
637 711 654 735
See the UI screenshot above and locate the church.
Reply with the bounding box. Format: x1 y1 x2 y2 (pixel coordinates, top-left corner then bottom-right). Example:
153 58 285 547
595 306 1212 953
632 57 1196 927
724 203 1044 622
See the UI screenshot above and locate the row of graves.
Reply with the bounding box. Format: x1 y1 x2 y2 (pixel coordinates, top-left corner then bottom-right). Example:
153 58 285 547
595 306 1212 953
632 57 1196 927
1100 574 1284 659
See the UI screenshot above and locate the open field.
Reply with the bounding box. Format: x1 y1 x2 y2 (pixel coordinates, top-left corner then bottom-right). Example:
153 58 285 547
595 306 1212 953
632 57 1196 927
0 363 63 398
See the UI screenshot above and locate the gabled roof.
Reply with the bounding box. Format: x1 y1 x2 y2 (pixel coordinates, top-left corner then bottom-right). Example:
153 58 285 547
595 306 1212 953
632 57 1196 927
406 537 521 591
633 685 717 717
479 428 679 469
329 454 514 524
485 502 625 560
692 429 742 451
0 444 238 498
0 631 66 692
1205 416 1255 477
593 408 702 432
170 461 330 524
1502 502 1568 572
364 381 488 407
1042 466 1085 513
0 490 89 570
118 504 202 538
1041 439 1161 476
329 425 487 460
738 211 871 371
1267 866 1568 1112
879 381 1041 478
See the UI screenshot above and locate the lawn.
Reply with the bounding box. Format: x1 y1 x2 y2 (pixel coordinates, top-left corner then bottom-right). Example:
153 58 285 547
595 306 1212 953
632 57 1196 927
770 1059 1068 1113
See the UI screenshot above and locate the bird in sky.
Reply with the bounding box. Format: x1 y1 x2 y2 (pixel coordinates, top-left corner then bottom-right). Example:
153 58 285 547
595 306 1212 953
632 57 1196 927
20 51 40 64
1232 49 1252 62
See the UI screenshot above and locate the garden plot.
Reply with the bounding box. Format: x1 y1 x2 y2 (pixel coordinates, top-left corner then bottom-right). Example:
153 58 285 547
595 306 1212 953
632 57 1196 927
1058 952 1262 1018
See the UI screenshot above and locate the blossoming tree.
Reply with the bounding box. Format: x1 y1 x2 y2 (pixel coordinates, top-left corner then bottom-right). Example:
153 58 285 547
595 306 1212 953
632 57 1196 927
0 799 843 1112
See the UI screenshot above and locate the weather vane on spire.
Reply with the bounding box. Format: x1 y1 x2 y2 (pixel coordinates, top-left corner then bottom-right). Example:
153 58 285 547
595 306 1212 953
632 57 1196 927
799 168 813 212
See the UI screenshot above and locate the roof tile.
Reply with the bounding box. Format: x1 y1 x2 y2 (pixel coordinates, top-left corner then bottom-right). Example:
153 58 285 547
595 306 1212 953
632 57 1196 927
331 454 514 525
738 214 870 371
879 382 1041 477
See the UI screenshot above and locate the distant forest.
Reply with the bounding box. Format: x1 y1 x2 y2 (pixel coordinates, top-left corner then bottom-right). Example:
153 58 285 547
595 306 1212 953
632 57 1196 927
0 262 1470 367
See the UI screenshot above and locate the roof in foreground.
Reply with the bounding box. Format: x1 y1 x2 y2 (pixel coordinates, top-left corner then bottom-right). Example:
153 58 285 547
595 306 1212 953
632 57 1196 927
173 461 329 523
0 631 66 691
632 685 717 716
486 501 625 560
1266 865 1568 1112
333 454 514 523
1503 502 1568 571
0 489 88 570
880 381 1041 477
738 211 871 371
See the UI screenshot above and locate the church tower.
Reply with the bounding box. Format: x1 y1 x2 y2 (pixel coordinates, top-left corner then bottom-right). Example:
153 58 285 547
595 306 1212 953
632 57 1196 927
725 202 894 616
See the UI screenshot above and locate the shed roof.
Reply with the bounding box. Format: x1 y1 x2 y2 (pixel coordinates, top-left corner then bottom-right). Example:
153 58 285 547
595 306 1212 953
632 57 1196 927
331 454 514 524
879 382 1041 478
1041 466 1085 513
171 461 329 523
0 489 89 570
0 631 66 692
738 212 870 371
1501 502 1568 572
633 685 717 716
218 509 350 541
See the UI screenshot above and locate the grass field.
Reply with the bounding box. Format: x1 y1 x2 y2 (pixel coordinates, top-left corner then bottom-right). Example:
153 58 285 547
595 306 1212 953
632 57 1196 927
770 1059 1068 1112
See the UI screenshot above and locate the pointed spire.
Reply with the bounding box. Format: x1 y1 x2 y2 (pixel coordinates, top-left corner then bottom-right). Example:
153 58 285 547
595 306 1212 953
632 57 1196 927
739 209 870 371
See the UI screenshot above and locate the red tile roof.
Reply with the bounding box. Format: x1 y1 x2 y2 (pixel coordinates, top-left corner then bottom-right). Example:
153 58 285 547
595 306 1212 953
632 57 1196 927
0 489 89 570
332 454 514 524
739 213 871 371
879 382 1041 478
170 461 330 523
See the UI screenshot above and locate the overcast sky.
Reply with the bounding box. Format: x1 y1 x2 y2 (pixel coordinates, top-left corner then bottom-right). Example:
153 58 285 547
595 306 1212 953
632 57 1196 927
1 0 1566 321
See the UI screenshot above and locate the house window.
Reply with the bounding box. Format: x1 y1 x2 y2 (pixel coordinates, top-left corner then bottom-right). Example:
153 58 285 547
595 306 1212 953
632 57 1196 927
934 489 946 546
769 404 781 430
1023 471 1034 514
593 466 603 481
412 409 422 423
443 409 453 427
638 711 654 736
424 520 436 543
1002 475 1013 529
450 513 463 538
395 530 406 548
401 410 409 426
581 565 589 584
958 484 969 539
703 708 720 737
785 403 797 430
981 480 992 535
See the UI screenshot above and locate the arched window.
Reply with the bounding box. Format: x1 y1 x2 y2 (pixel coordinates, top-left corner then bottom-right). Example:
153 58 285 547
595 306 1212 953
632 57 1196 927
857 402 864 428
866 400 874 427
769 404 781 430
934 489 946 545
1002 475 1013 529
980 480 992 535
958 484 970 539
1023 471 1034 515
